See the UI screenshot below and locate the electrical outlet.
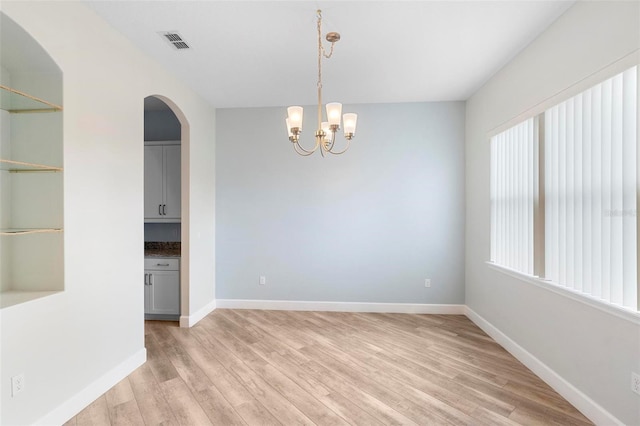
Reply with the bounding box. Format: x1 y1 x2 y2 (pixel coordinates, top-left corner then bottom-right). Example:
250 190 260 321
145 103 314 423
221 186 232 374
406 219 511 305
259 276 266 285
632 372 640 395
424 278 431 288
11 374 24 397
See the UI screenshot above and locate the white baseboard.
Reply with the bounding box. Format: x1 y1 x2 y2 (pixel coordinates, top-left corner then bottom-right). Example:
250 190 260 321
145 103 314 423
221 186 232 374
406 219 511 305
180 299 217 328
464 307 622 426
216 299 465 314
36 348 147 426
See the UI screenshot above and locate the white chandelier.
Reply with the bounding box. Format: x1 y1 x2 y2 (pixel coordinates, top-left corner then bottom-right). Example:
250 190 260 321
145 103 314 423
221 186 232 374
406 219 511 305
286 10 358 157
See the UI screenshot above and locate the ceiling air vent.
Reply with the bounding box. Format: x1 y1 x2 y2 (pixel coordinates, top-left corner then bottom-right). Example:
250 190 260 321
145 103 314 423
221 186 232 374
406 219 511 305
160 32 191 50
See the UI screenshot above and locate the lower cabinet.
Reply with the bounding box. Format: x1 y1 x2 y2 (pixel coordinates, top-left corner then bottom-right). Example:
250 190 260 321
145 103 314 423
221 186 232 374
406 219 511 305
144 257 180 320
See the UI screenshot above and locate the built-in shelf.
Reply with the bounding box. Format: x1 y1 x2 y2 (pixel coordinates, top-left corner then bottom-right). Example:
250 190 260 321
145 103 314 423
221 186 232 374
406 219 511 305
0 228 63 236
0 18 64 310
0 158 62 172
0 84 62 113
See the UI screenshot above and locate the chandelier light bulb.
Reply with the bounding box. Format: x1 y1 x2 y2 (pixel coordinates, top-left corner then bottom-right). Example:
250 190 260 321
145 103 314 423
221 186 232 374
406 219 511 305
321 121 333 142
326 103 342 126
287 106 303 130
343 113 358 136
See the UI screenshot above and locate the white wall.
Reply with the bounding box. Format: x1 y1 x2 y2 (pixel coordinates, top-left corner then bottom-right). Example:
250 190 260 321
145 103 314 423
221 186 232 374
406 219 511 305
0 67 10 292
465 2 640 424
0 2 215 424
216 102 465 304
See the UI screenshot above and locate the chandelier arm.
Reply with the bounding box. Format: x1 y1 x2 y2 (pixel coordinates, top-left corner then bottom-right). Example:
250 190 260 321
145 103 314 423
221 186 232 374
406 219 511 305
293 142 317 156
324 138 335 152
326 136 351 155
325 128 338 151
293 136 320 155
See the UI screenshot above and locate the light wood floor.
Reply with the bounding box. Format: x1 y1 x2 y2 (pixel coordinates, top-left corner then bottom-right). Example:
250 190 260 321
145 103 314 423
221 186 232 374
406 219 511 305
65 309 592 425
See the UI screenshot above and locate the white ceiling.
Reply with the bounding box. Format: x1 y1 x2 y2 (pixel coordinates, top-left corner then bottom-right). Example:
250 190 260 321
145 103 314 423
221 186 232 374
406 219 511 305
87 1 574 109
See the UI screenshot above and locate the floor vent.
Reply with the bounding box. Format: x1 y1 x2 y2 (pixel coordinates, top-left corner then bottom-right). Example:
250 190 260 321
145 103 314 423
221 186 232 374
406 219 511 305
160 32 191 50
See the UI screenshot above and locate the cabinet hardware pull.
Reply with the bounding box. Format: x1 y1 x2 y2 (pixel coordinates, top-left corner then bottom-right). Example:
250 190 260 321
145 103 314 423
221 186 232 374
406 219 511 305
150 274 153 285
157 263 170 266
163 204 166 215
158 204 162 216
144 273 148 285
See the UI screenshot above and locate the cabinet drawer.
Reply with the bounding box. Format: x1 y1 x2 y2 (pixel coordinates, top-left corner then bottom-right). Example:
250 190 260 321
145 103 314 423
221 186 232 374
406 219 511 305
144 258 179 270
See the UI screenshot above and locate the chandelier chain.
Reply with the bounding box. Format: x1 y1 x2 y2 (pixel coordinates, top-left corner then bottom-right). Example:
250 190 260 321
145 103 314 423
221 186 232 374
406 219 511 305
316 9 336 92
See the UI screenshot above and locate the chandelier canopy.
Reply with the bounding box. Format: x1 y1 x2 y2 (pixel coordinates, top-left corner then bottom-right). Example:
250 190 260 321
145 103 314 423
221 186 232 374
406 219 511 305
285 10 358 157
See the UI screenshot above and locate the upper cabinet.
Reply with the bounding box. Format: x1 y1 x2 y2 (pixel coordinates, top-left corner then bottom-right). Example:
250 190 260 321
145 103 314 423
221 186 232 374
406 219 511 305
0 13 64 308
144 143 181 222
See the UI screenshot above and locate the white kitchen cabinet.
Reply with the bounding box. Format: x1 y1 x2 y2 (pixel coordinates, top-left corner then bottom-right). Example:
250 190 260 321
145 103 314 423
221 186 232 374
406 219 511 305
144 143 180 222
144 257 180 319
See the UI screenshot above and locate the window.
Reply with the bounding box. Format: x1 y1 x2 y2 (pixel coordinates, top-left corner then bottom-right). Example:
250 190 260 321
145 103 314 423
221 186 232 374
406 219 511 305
490 65 638 312
490 118 537 275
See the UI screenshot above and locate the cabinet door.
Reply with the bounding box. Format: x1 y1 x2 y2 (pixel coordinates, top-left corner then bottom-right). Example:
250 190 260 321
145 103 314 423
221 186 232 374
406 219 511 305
147 270 180 315
144 146 164 219
163 145 181 219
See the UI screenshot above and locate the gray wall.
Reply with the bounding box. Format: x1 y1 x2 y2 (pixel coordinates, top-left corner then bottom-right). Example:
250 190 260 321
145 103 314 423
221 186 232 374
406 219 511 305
465 2 640 424
144 109 181 141
144 223 181 242
216 102 465 303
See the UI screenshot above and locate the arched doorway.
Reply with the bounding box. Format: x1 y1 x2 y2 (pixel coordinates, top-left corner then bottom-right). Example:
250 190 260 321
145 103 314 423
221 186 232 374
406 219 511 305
143 95 190 325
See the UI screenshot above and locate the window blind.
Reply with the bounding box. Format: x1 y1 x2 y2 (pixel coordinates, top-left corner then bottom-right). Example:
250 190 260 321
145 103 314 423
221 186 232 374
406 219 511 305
491 117 537 275
544 66 637 310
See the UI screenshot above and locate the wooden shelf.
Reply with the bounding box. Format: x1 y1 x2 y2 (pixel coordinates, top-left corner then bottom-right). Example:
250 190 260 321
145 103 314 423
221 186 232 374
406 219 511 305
0 84 62 113
0 228 63 236
0 158 62 172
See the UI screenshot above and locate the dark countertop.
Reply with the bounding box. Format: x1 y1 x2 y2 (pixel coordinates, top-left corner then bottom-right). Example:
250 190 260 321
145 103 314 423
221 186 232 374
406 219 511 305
144 242 181 258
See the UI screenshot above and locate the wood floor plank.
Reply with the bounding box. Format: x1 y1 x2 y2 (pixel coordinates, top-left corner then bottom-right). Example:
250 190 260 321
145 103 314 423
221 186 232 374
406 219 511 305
227 360 316 426
156 328 214 394
251 362 349 425
65 310 592 426
196 385 248 426
107 399 145 426
508 402 593 426
74 395 111 425
159 377 213 425
202 324 318 425
300 341 471 425
319 392 387 426
235 400 282 426
247 344 388 426
322 330 516 418
104 378 135 408
303 358 421 425
456 371 592 424
471 405 523 426
144 333 180 384
169 325 256 408
127 363 179 426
